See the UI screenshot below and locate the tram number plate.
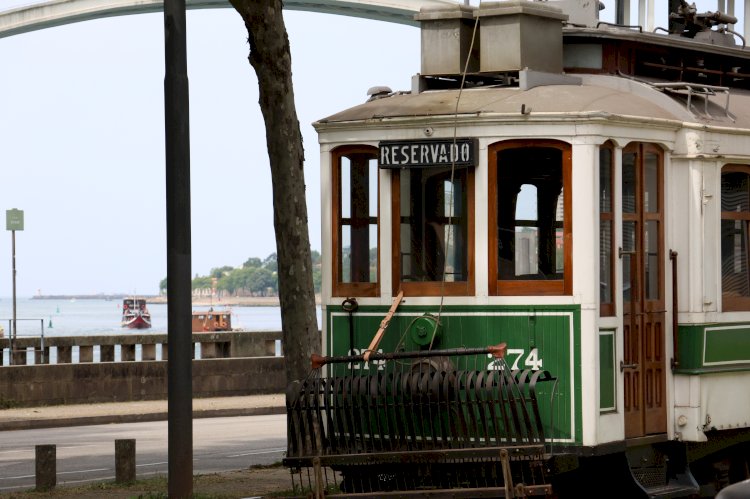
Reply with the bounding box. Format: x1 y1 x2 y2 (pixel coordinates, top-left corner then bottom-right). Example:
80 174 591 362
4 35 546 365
347 349 386 370
487 348 543 371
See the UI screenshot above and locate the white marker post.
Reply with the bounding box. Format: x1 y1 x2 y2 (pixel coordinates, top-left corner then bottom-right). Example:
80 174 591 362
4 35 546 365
6 209 23 365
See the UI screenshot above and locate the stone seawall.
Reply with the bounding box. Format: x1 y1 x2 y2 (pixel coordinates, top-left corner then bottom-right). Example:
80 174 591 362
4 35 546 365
3 331 282 366
0 357 285 407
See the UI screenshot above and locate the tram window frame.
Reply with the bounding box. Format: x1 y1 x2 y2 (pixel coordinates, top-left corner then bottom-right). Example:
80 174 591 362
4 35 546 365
488 140 573 296
600 142 616 316
390 166 475 296
720 164 750 311
331 145 380 297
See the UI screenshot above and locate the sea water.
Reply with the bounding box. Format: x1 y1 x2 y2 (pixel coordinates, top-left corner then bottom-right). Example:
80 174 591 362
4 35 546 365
0 297 321 363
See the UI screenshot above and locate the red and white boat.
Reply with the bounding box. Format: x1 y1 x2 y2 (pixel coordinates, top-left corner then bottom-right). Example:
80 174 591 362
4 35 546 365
121 298 152 329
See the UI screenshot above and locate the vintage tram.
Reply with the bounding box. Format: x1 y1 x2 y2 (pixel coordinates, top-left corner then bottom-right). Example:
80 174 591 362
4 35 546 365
284 1 750 496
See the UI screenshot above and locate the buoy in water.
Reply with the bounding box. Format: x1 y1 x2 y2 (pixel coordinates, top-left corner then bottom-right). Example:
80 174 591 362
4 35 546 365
48 317 53 328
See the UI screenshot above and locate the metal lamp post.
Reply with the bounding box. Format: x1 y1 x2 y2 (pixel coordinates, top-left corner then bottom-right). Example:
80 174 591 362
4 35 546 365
6 209 23 366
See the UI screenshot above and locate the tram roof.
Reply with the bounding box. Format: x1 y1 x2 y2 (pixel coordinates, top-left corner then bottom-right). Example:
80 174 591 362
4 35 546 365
316 74 750 131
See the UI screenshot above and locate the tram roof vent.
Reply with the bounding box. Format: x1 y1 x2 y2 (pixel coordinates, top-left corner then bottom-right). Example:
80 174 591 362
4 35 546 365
367 85 393 101
415 2 570 82
415 4 479 77
474 1 568 75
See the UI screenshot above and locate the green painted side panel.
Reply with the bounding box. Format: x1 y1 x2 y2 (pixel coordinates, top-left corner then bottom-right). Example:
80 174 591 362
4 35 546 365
676 325 705 371
325 304 582 444
705 327 750 364
599 330 615 412
676 323 750 374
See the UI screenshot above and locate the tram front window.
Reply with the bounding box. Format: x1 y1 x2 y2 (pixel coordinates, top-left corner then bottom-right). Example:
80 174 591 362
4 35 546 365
400 167 468 282
489 140 572 296
332 146 379 297
392 165 474 296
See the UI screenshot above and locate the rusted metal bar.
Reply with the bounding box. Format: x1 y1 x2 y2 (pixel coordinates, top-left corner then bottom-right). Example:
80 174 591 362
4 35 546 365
312 343 507 369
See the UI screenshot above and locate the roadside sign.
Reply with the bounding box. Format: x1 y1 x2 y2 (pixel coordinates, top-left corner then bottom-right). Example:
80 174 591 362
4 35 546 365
6 209 23 231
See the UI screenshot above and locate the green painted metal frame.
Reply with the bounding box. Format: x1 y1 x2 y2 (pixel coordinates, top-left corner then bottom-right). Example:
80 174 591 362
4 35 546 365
324 303 582 444
676 323 750 374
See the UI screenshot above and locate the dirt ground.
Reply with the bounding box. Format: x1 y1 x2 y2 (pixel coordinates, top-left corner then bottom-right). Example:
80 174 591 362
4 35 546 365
0 465 296 499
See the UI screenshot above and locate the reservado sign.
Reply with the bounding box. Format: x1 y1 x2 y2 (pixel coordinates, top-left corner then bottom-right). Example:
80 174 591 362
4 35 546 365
379 138 477 169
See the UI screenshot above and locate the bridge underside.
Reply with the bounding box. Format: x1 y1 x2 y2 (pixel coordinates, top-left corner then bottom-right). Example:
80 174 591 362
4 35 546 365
0 0 457 39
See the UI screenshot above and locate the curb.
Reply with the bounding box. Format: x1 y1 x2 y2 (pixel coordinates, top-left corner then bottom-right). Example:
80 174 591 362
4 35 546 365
0 406 286 432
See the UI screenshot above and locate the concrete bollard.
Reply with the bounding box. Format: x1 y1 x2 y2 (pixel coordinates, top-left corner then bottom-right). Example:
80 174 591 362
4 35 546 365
35 444 56 491
115 439 136 483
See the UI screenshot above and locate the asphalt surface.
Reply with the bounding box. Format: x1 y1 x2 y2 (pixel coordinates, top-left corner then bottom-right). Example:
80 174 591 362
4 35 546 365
0 394 286 431
0 414 287 492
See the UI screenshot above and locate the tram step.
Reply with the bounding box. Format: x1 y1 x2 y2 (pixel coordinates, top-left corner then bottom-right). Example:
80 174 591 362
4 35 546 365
626 443 699 499
641 482 700 498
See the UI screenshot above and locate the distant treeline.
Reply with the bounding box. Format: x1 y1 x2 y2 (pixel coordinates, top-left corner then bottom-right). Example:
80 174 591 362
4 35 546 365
159 252 321 297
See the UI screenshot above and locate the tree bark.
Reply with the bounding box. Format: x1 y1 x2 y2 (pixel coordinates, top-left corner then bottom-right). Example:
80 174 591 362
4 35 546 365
229 0 319 383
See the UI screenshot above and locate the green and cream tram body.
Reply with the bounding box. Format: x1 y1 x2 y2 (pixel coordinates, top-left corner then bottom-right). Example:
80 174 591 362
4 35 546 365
286 1 750 496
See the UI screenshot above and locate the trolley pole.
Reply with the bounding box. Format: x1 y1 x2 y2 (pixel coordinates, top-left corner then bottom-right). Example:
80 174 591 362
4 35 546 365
6 209 23 366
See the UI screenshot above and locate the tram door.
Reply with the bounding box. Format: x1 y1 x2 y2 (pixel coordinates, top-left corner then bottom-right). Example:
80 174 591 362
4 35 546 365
621 143 667 438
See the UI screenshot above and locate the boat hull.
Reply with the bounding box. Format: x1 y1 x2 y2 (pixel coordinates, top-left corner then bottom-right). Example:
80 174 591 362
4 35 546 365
122 314 151 329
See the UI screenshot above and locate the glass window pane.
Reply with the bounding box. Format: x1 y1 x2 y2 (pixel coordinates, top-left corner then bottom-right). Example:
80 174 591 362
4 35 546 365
341 225 351 283
645 221 660 300
341 157 351 219
497 147 563 282
600 147 612 212
600 220 613 305
622 221 637 303
400 167 468 282
337 150 378 285
623 152 636 214
369 224 378 282
517 185 538 221
369 158 378 218
722 219 750 298
722 172 750 213
515 228 538 276
644 153 659 213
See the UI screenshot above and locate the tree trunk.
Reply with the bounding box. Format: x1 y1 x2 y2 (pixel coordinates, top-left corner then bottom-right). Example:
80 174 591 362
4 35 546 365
229 0 319 383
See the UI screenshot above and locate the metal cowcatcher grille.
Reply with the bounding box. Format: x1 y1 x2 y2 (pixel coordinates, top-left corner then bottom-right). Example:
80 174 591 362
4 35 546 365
283 344 558 497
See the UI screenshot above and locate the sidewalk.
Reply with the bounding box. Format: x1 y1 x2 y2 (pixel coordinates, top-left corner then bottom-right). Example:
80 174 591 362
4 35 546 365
0 394 286 431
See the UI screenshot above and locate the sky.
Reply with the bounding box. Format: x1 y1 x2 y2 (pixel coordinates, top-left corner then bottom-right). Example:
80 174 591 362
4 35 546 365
0 0 735 297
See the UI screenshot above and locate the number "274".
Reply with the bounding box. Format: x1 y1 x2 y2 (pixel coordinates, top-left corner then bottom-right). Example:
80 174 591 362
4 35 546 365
487 348 543 371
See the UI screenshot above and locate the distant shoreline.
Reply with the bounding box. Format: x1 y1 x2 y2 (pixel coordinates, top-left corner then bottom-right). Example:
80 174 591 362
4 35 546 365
149 295 284 307
32 295 320 307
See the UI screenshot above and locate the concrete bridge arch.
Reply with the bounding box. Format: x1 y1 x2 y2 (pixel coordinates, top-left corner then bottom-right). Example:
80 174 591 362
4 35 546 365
0 0 458 38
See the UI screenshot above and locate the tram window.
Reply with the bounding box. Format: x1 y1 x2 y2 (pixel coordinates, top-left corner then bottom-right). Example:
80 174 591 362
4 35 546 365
392 166 474 296
600 143 615 316
489 140 572 296
332 146 379 297
721 165 750 310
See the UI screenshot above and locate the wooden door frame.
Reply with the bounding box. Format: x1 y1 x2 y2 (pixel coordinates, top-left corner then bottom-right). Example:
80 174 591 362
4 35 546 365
621 142 667 439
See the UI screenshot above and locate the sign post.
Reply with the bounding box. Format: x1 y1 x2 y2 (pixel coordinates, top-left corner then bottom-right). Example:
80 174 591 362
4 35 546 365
6 209 23 366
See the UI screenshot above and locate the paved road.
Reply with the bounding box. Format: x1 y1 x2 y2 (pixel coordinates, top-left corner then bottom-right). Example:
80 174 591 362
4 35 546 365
0 414 286 492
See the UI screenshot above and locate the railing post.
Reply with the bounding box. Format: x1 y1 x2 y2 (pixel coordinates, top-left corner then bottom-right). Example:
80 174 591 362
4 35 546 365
142 343 157 361
79 345 94 363
121 344 136 362
35 444 56 491
56 345 72 364
115 439 136 483
100 344 115 362
11 346 26 365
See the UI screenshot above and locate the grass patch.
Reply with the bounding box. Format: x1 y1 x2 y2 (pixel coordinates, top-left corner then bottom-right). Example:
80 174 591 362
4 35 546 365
0 396 20 409
0 465 295 499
